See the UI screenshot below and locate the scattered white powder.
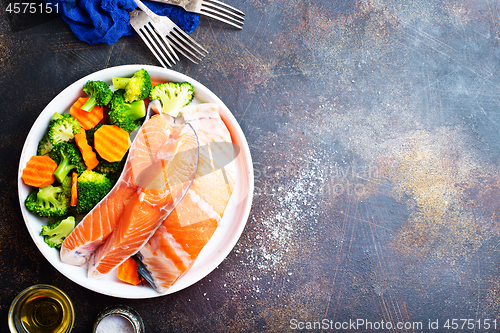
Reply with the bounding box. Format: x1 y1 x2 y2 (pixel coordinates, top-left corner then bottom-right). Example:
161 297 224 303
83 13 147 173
95 315 135 333
239 148 325 274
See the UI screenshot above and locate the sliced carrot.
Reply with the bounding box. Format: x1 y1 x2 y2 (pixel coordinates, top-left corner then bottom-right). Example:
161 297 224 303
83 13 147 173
145 81 165 107
117 257 142 285
21 155 58 188
151 79 164 87
74 129 99 170
70 97 104 130
94 125 130 163
70 171 78 206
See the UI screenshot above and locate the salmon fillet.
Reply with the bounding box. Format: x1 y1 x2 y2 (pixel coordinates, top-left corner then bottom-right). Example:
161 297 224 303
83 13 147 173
87 191 162 278
137 103 236 293
87 115 199 278
60 185 137 266
60 114 198 272
137 225 192 289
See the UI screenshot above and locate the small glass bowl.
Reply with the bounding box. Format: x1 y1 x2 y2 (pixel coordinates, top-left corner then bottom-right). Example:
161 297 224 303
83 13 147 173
93 305 144 333
8 284 75 333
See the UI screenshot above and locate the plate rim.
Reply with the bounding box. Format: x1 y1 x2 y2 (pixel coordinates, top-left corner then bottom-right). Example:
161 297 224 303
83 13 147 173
17 64 254 298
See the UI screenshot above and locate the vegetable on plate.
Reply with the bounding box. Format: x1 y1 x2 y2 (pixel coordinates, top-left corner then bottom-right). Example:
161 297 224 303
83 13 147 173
117 257 142 285
71 171 78 207
70 97 104 130
94 125 130 163
49 142 86 183
48 112 81 146
25 184 71 218
74 129 99 170
149 81 194 117
75 170 113 215
40 216 76 249
107 89 146 133
21 155 58 188
112 68 152 103
81 80 113 112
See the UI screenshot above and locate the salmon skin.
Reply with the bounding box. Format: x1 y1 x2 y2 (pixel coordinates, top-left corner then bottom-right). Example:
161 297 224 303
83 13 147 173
60 114 199 274
136 103 237 293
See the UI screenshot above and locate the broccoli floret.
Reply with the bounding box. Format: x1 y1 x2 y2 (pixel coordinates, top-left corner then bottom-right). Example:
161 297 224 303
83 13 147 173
50 112 65 122
95 155 126 176
61 173 72 198
75 170 113 215
81 80 113 112
37 133 54 156
124 98 147 121
48 113 81 146
49 142 86 183
112 68 152 103
40 216 76 248
107 90 146 133
94 155 125 187
25 184 70 218
149 82 194 117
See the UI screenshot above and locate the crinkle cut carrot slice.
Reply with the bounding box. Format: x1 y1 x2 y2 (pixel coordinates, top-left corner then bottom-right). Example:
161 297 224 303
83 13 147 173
21 155 58 188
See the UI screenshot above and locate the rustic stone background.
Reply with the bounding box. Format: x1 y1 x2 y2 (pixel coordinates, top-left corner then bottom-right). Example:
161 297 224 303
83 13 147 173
1 0 500 332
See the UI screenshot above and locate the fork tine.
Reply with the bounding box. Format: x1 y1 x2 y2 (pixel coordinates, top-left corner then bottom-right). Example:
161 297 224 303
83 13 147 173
146 21 180 63
200 0 245 28
132 1 208 64
175 27 208 54
167 32 204 63
200 7 244 29
166 28 208 63
204 0 245 17
144 23 179 64
136 27 173 68
130 10 180 67
168 40 201 64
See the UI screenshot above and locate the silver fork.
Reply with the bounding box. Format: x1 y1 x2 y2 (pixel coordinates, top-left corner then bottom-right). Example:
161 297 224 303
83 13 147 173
151 0 245 29
130 10 179 68
134 0 208 64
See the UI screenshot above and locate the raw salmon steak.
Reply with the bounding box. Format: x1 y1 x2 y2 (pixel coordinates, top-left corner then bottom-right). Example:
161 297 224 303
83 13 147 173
137 103 237 293
59 185 137 266
60 114 198 272
87 115 199 278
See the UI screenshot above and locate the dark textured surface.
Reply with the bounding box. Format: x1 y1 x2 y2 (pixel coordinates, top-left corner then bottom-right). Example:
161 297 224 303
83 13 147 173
2 0 500 332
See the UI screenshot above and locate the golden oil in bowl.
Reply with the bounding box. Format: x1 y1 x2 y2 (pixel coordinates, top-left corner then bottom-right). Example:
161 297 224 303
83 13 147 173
8 284 74 333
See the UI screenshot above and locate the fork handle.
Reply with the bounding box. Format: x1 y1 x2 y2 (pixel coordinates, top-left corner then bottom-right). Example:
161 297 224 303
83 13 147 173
148 0 202 13
133 0 157 16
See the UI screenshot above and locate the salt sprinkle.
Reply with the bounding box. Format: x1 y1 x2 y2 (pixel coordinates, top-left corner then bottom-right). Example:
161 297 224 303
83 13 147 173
95 315 135 333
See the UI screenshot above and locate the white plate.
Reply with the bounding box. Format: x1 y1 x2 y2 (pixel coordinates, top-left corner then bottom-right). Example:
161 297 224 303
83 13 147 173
18 65 254 298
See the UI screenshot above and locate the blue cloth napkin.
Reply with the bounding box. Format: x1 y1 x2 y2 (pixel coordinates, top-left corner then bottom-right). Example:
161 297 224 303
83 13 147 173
45 0 199 45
